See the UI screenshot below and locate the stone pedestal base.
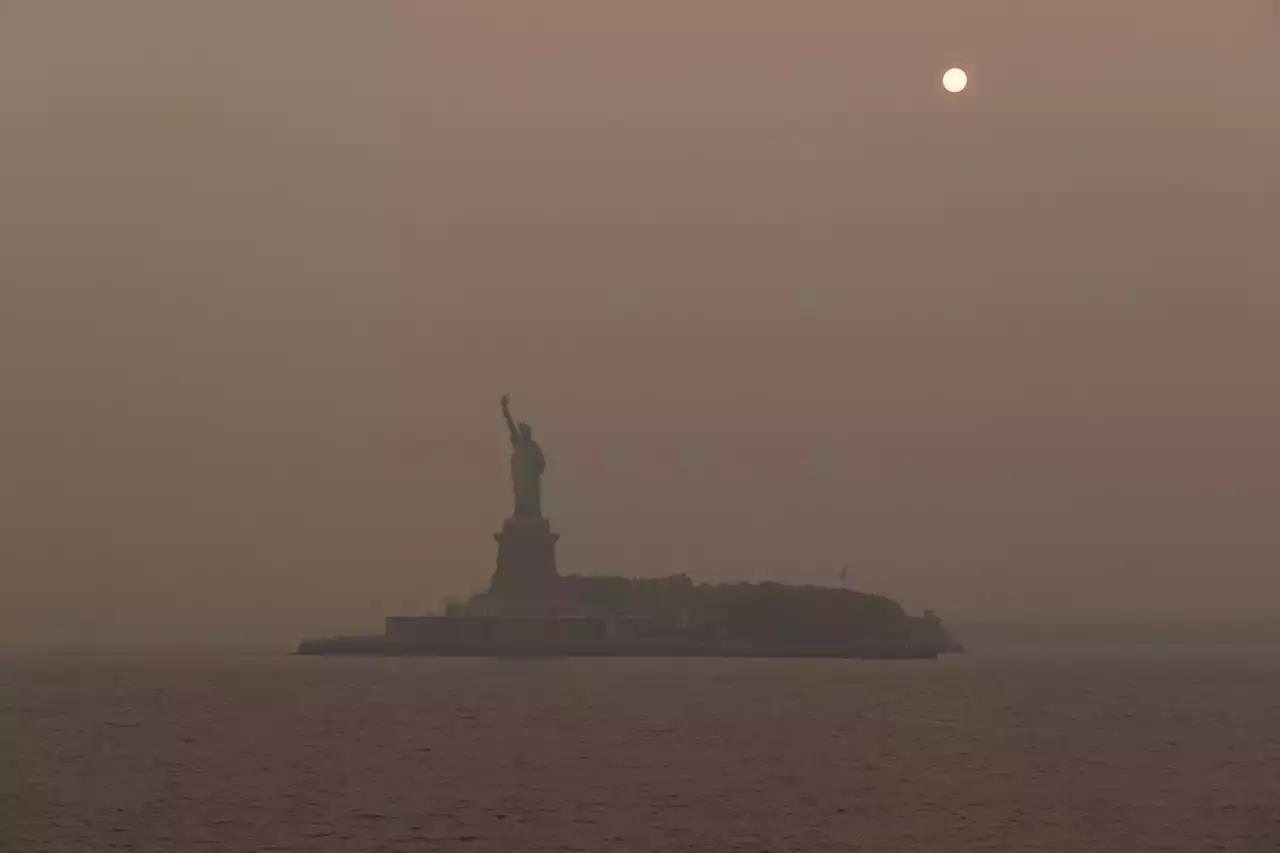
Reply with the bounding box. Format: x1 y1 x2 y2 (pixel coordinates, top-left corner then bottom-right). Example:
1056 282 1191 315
489 516 561 598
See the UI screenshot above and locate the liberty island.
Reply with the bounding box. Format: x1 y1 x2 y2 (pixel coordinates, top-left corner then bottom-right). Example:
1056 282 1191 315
297 396 959 658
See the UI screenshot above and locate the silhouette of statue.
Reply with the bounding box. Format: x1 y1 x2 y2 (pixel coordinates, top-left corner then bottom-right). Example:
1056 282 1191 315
501 394 545 520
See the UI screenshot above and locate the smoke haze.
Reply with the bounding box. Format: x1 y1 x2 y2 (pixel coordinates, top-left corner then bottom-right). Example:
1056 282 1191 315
2 2 1277 642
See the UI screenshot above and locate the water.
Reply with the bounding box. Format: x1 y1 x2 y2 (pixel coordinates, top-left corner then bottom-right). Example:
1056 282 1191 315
6 646 1280 852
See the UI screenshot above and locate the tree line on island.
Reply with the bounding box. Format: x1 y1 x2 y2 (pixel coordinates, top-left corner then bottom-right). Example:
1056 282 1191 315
554 573 933 645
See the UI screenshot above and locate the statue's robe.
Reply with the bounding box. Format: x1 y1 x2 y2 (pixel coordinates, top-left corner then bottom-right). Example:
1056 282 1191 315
510 439 546 519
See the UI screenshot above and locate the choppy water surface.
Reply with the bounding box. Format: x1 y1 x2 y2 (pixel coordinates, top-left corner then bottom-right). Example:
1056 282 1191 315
7 646 1280 852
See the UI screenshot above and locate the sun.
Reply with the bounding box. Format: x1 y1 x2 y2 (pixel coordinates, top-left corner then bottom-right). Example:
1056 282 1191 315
942 67 968 94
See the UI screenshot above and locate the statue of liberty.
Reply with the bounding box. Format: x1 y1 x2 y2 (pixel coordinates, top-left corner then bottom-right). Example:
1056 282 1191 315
500 394 545 520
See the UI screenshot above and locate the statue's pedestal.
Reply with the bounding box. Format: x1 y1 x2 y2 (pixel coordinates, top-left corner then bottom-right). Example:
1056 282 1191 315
488 516 561 599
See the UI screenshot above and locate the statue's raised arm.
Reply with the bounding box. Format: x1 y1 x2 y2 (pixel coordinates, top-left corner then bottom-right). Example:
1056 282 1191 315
500 393 520 447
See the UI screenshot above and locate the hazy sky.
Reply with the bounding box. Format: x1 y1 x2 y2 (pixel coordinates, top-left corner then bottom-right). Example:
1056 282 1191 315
2 2 1277 642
